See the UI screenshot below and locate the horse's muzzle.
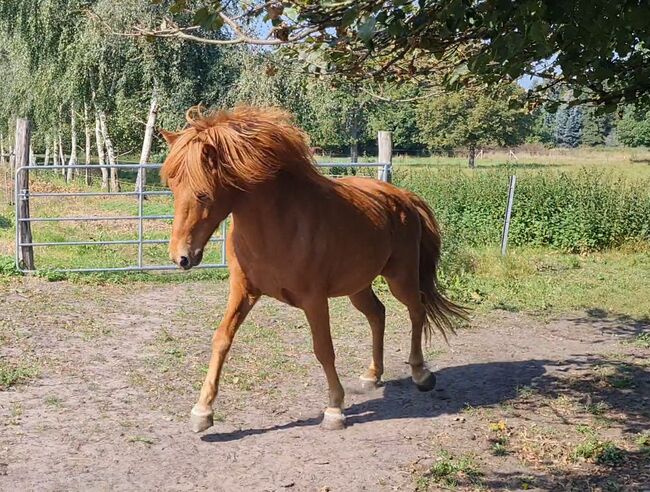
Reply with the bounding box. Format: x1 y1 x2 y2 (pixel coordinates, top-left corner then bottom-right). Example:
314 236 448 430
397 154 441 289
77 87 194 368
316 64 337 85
173 250 203 270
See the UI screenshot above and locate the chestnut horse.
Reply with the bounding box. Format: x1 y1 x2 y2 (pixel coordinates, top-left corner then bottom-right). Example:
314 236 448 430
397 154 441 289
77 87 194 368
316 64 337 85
160 106 466 433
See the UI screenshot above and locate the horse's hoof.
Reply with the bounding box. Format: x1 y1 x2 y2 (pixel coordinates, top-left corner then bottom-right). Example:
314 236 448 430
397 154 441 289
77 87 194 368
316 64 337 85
415 371 437 392
190 405 214 433
321 408 346 430
359 376 381 392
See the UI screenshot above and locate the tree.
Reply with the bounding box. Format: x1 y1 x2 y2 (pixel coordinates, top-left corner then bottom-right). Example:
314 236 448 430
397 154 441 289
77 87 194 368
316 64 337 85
137 0 650 109
581 108 613 146
527 108 555 145
365 85 423 152
617 108 650 147
416 89 530 167
555 106 583 148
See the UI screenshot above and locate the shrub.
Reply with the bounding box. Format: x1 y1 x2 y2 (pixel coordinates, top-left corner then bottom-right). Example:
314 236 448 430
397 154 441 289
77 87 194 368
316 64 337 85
394 168 650 253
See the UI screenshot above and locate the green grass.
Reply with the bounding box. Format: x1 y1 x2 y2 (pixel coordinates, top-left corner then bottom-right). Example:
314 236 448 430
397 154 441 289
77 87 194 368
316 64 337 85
0 359 38 389
637 431 650 451
44 395 63 407
439 244 650 318
319 146 650 179
573 426 624 466
127 435 156 445
416 450 483 490
634 332 650 348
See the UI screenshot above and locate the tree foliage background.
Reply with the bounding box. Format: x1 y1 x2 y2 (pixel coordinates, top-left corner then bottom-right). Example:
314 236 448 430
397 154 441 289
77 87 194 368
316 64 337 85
0 0 647 166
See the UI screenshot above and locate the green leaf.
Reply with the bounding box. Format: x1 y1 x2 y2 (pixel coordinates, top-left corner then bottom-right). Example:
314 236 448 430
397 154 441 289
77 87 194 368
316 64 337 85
358 16 376 43
341 8 359 29
169 0 188 15
528 20 548 44
284 7 298 19
193 8 223 30
193 7 210 26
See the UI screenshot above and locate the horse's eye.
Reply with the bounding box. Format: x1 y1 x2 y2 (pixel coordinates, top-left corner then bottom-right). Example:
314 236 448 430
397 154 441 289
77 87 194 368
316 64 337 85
196 193 210 203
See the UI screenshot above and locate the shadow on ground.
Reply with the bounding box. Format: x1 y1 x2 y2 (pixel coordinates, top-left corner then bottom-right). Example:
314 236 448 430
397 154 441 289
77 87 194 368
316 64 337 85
476 447 649 491
202 359 548 443
568 308 650 342
202 351 649 439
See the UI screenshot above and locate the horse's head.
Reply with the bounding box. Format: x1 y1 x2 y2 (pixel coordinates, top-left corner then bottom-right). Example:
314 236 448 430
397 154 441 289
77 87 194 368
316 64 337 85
160 105 319 270
160 128 235 270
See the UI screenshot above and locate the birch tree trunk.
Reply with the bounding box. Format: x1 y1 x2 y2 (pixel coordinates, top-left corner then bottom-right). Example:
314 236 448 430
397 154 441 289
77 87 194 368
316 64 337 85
0 133 5 165
95 112 109 191
8 145 14 174
84 101 92 185
58 133 65 176
66 102 78 182
44 143 50 167
98 110 119 192
349 112 359 163
136 88 159 195
29 143 35 166
53 136 59 167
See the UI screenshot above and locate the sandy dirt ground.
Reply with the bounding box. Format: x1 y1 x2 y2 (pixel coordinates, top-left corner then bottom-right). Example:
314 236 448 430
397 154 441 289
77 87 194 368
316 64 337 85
1 277 648 491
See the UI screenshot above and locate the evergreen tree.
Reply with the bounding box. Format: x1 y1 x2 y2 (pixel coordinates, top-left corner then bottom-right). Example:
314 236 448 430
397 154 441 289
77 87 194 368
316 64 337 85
527 108 555 145
555 106 583 147
581 107 613 146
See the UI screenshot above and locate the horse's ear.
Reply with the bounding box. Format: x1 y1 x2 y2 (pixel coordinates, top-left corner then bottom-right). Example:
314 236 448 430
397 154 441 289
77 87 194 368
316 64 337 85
160 129 180 146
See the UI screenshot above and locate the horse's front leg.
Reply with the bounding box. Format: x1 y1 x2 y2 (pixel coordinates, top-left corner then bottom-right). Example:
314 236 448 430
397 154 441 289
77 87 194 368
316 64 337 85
303 297 346 430
191 276 259 432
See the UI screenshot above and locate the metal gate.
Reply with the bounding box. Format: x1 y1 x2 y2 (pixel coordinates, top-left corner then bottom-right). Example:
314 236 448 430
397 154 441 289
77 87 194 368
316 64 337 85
15 161 391 274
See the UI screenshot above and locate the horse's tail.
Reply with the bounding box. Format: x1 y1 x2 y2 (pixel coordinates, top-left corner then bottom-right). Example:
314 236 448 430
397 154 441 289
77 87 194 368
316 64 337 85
409 193 468 342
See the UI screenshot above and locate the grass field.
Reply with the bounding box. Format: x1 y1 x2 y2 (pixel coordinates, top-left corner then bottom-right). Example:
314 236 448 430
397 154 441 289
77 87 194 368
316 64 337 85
324 146 650 179
0 147 649 319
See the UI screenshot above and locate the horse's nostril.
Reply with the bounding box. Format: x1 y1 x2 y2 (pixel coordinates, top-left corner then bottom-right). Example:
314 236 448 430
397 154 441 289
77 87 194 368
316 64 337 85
179 256 190 268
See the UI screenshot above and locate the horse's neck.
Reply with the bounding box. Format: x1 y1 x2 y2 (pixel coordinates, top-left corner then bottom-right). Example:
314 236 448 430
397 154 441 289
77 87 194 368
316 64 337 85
231 171 327 235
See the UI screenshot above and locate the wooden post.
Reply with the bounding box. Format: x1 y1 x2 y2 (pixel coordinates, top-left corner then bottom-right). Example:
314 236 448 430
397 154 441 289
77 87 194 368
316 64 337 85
377 131 392 182
15 118 34 270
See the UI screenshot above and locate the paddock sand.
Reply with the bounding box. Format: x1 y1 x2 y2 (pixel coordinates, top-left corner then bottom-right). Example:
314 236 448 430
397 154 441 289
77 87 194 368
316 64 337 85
1 277 648 491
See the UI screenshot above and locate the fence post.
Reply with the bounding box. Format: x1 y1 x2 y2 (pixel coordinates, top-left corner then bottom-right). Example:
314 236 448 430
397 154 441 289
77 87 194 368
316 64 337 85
15 118 34 270
501 175 517 256
377 131 392 183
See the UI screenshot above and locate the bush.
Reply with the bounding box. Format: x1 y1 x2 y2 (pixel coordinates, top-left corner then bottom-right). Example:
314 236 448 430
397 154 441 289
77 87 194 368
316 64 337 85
0 255 19 276
394 168 650 253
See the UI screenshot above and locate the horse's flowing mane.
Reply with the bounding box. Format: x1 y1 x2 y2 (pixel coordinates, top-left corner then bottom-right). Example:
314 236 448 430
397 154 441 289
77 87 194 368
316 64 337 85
161 106 321 197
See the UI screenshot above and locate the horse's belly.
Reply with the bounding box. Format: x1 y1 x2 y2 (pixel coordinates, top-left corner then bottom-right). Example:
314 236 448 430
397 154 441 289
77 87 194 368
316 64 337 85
247 246 389 303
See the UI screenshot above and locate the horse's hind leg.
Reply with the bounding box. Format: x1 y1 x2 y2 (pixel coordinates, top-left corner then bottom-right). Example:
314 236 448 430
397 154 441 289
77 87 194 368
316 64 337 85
384 272 437 392
349 287 385 390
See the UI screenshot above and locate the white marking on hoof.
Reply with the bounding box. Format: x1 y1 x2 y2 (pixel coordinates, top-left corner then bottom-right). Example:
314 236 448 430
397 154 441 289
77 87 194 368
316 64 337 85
413 369 436 392
359 375 381 391
412 368 432 386
190 405 214 433
321 407 346 430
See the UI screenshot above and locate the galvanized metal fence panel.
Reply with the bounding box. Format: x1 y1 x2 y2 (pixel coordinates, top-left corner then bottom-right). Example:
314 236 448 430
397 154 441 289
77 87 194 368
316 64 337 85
15 161 391 274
